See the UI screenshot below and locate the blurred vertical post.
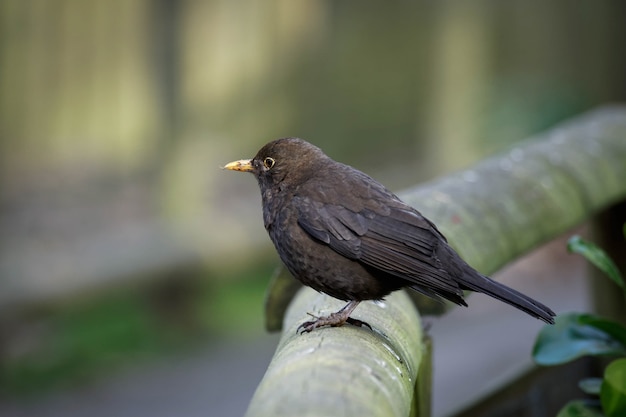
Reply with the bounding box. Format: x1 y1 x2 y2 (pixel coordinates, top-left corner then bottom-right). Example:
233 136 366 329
421 2 492 176
590 202 626 326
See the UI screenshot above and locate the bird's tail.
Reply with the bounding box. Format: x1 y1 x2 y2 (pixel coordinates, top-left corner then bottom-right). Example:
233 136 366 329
461 272 556 324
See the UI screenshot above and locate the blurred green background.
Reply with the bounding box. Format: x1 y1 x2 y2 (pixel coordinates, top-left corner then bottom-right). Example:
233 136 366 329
1 0 625 411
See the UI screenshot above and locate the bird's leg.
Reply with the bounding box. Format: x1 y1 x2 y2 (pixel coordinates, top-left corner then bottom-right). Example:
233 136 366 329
297 300 371 333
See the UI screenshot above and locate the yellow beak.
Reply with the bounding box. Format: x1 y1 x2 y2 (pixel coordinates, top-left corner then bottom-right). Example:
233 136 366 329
223 159 254 172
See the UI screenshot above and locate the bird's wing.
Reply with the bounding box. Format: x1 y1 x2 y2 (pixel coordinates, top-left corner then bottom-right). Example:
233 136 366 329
294 194 463 298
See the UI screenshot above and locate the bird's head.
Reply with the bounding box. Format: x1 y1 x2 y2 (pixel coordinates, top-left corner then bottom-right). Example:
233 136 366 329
223 137 329 192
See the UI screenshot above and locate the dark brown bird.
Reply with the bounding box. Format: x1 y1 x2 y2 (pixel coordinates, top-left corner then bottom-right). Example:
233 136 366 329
224 138 555 332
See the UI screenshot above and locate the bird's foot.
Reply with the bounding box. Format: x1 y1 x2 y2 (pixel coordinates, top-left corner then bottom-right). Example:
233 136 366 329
297 300 371 333
297 314 372 334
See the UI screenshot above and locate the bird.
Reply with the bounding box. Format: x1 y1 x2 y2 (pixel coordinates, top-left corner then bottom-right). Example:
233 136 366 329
224 138 556 333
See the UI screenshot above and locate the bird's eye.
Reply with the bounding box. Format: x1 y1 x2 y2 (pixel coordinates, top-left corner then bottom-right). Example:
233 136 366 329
263 157 275 169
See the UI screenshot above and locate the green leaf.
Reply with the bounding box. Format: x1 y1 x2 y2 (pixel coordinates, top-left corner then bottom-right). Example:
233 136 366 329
579 378 603 396
556 400 604 417
533 313 626 366
567 235 624 290
579 315 626 346
601 358 626 417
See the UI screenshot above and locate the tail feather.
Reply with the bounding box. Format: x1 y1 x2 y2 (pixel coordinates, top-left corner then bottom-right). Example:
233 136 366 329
461 273 556 324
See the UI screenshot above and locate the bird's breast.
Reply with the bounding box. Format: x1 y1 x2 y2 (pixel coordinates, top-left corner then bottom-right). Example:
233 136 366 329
264 197 403 301
261 187 288 231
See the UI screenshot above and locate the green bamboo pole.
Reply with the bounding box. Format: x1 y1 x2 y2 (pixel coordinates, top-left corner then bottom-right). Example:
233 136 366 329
402 106 626 277
247 289 425 417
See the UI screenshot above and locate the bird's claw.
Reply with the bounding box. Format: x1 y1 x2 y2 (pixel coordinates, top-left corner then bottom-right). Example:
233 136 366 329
345 317 372 330
297 313 372 334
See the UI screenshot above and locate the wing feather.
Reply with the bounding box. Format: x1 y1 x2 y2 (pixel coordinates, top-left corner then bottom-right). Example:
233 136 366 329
295 194 462 297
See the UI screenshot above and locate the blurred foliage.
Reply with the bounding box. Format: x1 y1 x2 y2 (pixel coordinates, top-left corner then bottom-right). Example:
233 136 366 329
568 236 625 292
533 230 626 417
1 263 272 395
